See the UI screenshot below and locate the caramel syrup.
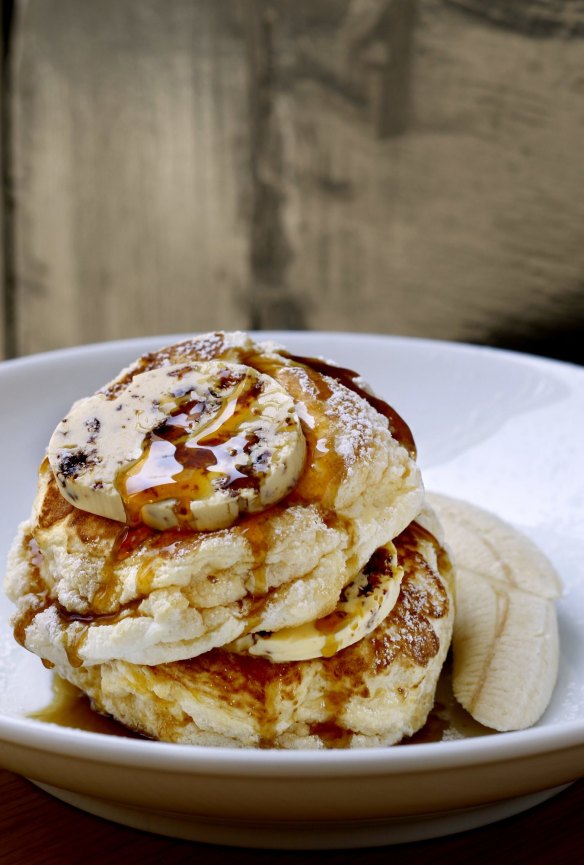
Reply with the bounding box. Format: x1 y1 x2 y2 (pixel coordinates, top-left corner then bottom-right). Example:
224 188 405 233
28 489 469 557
283 352 417 458
92 523 161 613
28 664 491 747
115 368 264 528
240 512 271 595
29 675 143 738
305 662 493 749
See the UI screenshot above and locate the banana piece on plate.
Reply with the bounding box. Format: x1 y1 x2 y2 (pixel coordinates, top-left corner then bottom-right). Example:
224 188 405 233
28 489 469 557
230 541 403 662
48 360 306 532
427 492 562 731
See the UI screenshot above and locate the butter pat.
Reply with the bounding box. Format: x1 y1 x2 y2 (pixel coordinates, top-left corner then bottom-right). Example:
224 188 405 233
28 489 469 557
48 361 306 531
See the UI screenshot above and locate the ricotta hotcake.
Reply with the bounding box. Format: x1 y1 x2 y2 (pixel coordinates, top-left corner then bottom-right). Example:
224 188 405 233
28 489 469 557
31 522 454 748
4 332 563 744
6 333 424 668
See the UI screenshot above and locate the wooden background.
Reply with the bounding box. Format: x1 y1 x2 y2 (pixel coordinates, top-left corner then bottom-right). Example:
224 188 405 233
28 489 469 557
1 0 583 362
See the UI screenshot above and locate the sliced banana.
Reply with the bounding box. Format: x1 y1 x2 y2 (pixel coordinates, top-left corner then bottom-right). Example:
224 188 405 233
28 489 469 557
229 541 403 662
48 360 306 531
427 492 562 732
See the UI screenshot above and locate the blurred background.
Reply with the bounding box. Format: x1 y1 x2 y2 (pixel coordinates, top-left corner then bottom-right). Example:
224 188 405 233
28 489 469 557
1 0 583 362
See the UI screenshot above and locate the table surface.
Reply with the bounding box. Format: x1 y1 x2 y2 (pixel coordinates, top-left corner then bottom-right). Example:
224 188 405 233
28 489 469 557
1 769 582 865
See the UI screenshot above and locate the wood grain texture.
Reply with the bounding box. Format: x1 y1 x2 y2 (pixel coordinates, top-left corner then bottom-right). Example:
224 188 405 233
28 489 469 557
263 0 584 347
0 75 4 360
447 0 584 36
243 2 308 330
10 0 250 355
0 0 9 360
6 0 584 359
1 768 584 864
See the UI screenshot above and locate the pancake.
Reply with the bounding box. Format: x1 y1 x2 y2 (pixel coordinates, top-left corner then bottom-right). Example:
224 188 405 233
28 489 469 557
35 522 454 748
6 333 423 668
4 331 457 748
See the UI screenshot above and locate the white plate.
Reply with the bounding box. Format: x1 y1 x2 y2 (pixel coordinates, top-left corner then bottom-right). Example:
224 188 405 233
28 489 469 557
1 332 583 849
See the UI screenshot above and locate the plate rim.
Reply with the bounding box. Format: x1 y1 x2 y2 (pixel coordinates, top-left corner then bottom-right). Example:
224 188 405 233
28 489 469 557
1 713 584 778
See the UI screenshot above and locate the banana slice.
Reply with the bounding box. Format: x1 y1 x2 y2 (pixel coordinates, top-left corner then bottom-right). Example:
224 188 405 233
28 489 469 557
427 492 562 731
48 361 306 531
230 541 403 662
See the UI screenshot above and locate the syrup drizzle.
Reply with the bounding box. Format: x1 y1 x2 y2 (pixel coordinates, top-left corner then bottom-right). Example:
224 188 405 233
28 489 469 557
28 663 491 747
12 536 49 650
283 352 417 458
115 368 264 529
30 675 144 738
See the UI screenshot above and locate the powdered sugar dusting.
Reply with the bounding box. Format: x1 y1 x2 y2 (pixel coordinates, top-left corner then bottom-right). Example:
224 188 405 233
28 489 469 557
102 332 254 397
325 381 379 467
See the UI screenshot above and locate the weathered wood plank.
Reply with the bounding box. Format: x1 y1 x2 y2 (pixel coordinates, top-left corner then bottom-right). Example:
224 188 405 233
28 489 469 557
0 69 3 360
447 0 584 36
7 0 584 360
243 3 307 330
11 0 250 355
257 0 584 351
0 0 10 360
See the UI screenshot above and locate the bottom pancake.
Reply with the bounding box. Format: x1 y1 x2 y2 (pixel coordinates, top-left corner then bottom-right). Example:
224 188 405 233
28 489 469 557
49 522 454 748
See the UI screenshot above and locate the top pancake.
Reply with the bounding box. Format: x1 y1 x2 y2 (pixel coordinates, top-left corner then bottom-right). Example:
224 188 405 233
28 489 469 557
6 332 424 667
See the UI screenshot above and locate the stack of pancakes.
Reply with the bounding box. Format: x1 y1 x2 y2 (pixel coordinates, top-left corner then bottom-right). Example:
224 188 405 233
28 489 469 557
5 332 455 748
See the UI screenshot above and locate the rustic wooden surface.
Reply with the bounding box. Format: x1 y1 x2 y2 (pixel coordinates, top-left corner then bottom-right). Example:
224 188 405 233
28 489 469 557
257 0 584 349
1 768 583 864
1 0 583 361
0 0 7 360
9 0 250 355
